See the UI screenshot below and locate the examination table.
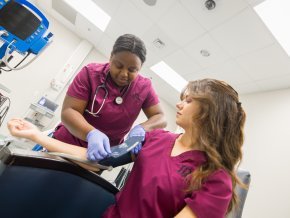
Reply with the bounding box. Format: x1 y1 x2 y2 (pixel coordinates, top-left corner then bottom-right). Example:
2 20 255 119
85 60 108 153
0 146 118 218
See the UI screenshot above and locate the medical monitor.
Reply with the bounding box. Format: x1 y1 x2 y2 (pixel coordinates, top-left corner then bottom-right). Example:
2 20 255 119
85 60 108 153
37 97 58 112
0 0 41 40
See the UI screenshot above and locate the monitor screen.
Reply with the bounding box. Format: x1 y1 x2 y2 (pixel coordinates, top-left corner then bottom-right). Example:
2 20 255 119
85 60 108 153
37 97 58 112
0 1 41 40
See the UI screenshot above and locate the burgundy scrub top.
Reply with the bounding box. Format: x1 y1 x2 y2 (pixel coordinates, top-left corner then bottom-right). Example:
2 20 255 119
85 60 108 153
53 63 159 147
103 129 232 218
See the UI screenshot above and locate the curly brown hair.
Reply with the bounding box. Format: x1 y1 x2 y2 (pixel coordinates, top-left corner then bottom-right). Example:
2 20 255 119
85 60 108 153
181 79 246 213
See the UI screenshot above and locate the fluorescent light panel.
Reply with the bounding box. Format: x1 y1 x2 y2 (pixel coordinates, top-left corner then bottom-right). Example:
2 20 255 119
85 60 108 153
64 0 111 32
150 61 187 92
254 0 290 56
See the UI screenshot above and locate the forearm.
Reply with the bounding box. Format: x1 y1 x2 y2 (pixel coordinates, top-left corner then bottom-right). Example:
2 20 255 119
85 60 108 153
32 133 87 159
140 113 167 131
62 108 94 141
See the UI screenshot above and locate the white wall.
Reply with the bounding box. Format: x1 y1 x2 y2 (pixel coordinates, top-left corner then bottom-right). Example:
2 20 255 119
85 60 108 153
240 88 290 218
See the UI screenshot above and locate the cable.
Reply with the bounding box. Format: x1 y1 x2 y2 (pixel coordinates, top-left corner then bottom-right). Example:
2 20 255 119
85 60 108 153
14 52 31 68
3 40 38 71
0 93 10 127
0 51 29 73
0 67 12 72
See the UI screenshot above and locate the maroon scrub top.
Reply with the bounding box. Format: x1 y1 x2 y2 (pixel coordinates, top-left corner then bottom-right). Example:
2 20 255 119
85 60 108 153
53 63 159 147
103 129 232 218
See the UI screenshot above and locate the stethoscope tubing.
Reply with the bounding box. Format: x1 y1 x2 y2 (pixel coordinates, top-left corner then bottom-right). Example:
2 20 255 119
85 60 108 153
85 71 131 117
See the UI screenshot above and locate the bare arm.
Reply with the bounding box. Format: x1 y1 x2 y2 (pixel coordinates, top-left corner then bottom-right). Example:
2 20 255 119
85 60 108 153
7 118 87 159
140 103 167 131
61 95 95 141
174 205 197 218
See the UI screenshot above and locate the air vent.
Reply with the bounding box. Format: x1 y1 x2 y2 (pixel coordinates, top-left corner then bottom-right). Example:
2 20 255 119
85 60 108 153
153 38 165 49
52 0 77 24
200 49 210 57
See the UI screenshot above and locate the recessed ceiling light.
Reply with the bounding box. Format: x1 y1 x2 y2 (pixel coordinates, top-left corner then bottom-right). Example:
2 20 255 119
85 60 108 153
200 49 210 57
64 0 111 32
150 61 187 92
254 0 290 56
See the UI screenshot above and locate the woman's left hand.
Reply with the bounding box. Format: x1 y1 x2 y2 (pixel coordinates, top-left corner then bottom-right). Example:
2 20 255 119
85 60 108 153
7 118 40 140
127 125 145 154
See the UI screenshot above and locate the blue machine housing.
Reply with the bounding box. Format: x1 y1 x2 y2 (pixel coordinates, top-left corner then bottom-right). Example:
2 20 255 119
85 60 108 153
0 0 52 59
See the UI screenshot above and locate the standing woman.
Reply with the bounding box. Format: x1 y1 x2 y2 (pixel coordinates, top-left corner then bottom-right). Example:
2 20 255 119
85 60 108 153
53 34 166 161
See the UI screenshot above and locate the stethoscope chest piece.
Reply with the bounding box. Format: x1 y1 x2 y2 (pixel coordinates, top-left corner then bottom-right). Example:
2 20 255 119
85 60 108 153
115 96 123 105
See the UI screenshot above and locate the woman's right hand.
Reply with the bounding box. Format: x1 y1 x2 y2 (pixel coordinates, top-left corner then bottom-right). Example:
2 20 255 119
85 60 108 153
86 129 111 161
7 118 41 140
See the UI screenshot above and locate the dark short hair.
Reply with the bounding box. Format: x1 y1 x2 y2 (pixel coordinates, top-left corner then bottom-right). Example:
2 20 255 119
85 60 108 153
112 34 147 64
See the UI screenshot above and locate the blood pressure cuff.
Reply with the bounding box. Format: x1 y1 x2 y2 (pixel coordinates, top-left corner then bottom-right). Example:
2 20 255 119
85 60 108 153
99 152 133 167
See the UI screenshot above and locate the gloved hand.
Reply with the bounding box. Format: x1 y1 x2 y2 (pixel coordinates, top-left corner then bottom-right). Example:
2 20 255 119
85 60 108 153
86 129 111 161
127 125 145 155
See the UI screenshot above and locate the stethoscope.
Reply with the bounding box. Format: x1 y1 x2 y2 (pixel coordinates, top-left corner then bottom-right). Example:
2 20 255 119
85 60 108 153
85 72 131 117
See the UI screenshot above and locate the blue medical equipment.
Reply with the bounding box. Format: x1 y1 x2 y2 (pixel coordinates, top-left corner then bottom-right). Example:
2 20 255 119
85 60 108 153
0 0 53 71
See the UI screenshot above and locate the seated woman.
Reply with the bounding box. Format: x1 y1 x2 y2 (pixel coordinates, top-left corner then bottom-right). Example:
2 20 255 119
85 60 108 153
7 79 246 218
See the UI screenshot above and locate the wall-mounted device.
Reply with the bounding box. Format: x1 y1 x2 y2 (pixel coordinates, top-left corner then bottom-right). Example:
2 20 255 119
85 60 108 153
0 0 53 72
24 96 58 130
0 0 53 127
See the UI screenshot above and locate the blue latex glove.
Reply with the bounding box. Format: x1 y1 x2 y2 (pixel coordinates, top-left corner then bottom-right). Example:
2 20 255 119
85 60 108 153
86 129 111 161
127 125 145 155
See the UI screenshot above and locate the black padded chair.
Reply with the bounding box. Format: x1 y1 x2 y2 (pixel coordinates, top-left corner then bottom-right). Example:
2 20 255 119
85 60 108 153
0 146 118 218
227 169 251 218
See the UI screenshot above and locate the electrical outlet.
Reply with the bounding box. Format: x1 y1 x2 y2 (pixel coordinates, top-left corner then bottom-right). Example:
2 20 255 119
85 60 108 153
50 79 63 91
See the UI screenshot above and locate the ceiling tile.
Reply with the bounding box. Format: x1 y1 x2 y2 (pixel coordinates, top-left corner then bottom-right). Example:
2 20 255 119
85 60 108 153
163 49 202 77
185 59 253 87
104 19 129 41
210 8 275 57
180 0 248 30
142 48 160 69
183 33 230 68
35 0 290 107
111 1 153 36
141 25 179 58
235 43 290 80
245 0 266 7
157 2 206 46
129 0 176 22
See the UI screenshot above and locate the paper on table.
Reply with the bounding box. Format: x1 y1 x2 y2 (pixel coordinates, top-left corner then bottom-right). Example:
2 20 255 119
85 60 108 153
48 152 113 171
